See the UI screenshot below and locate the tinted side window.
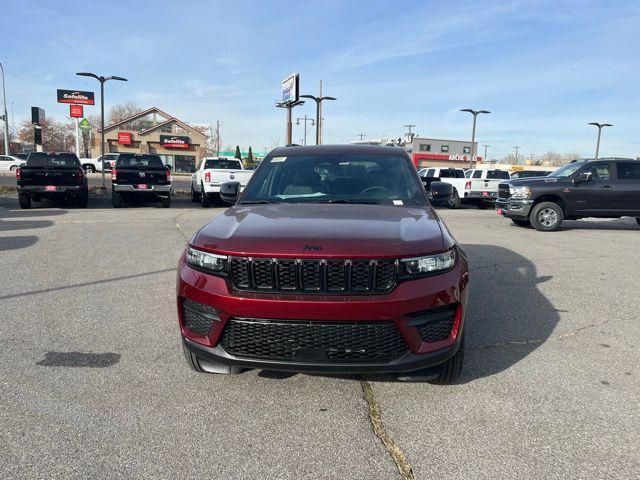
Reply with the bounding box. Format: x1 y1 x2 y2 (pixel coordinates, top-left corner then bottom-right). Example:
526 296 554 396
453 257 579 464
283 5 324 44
616 163 640 180
487 170 510 179
585 163 610 181
456 170 465 178
426 168 435 177
472 170 482 178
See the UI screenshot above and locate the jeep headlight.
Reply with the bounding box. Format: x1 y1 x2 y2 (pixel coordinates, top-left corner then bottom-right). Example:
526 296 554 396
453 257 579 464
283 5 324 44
509 186 532 199
187 246 227 273
401 250 456 275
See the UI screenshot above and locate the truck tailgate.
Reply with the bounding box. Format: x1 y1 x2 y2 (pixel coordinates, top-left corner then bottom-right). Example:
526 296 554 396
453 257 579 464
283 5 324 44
19 167 80 187
115 168 169 186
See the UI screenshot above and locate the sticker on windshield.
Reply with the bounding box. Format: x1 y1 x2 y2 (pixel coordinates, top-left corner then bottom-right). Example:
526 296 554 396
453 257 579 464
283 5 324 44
393 200 403 206
271 156 287 162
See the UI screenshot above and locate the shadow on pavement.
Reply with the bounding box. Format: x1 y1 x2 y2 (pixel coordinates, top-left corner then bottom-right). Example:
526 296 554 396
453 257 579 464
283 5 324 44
0 235 39 252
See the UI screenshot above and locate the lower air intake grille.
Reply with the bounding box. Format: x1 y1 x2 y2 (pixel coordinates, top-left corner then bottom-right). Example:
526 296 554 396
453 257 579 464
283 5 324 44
182 299 219 335
220 318 409 363
411 305 457 343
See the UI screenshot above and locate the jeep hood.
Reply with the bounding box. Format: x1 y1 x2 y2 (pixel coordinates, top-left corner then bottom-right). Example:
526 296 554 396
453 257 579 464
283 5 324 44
192 204 451 258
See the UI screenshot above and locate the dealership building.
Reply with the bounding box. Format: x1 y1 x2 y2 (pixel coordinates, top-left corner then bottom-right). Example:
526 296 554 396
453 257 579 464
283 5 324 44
352 135 481 168
93 107 208 172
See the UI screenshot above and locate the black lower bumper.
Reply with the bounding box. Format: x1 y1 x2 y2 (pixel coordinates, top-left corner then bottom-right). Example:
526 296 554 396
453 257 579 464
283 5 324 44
495 199 534 218
182 334 462 374
18 185 84 196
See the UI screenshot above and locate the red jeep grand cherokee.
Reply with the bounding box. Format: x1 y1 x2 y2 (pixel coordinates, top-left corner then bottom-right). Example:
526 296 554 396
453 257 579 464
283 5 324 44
177 145 469 383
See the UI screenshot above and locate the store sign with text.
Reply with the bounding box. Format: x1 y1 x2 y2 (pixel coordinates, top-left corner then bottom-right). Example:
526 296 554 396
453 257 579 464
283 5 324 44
160 135 189 149
70 105 84 118
57 89 95 105
118 132 132 145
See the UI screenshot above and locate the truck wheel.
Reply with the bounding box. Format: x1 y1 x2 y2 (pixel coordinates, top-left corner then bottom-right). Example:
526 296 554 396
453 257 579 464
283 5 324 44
18 194 31 209
161 195 171 208
10 165 17 171
190 184 200 202
430 336 465 385
511 219 531 227
112 192 123 208
182 344 242 374
201 184 211 208
530 202 563 231
448 189 461 209
77 189 89 208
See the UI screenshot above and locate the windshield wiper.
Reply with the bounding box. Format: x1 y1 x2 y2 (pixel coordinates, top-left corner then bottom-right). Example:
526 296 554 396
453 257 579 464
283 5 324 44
326 199 380 204
238 200 277 205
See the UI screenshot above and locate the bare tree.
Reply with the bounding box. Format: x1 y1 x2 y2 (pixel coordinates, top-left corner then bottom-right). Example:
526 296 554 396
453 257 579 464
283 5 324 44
541 151 563 166
562 151 582 163
107 102 143 125
18 118 75 152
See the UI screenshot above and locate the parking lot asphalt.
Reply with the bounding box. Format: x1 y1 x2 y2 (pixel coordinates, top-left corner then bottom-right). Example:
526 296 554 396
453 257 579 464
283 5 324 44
1 197 638 479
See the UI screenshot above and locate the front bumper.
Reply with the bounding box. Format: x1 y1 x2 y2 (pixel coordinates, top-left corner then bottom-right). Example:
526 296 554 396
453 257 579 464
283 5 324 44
113 184 172 193
495 198 534 218
464 191 497 202
177 253 470 373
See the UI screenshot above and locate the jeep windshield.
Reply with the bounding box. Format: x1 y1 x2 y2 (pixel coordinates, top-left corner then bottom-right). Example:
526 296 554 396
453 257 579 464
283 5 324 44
548 162 584 178
239 153 427 205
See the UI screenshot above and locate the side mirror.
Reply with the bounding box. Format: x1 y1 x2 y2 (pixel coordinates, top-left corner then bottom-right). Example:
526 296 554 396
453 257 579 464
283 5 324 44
574 172 592 184
220 181 241 204
430 181 453 204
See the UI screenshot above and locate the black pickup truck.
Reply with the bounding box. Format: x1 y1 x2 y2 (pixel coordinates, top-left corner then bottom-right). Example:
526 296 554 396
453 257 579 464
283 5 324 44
16 152 88 209
496 158 640 231
111 153 172 208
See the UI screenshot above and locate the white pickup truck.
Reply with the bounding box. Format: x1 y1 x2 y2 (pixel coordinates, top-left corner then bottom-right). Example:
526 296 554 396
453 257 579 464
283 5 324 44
462 169 511 208
191 157 254 207
79 153 120 173
418 167 469 209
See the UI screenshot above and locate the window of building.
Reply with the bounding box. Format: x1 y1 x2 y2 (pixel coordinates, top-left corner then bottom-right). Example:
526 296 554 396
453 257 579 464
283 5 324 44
616 162 640 180
441 145 449 153
419 144 431 152
463 146 471 154
160 123 173 133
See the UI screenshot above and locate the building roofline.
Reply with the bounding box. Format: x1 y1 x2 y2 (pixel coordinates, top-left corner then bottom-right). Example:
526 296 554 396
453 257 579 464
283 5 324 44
138 117 207 138
100 106 174 133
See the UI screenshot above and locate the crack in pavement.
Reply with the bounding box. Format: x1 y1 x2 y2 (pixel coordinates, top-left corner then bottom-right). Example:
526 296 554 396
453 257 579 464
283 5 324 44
468 319 612 351
171 209 196 242
360 379 415 480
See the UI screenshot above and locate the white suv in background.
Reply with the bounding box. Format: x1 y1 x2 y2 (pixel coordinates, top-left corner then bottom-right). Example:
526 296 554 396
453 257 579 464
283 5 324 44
0 155 26 171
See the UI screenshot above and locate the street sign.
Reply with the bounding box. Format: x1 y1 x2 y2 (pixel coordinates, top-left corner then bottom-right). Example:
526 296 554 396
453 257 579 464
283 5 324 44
57 89 95 105
78 118 92 132
70 105 84 118
281 73 299 103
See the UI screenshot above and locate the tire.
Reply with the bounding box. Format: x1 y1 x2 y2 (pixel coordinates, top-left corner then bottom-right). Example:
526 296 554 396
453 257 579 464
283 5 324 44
448 189 461 209
201 184 211 208
182 344 241 374
83 165 95 174
430 336 465 385
511 219 531 227
112 192 123 208
18 194 31 209
77 189 89 208
190 184 200 203
161 195 171 208
530 201 564 231
10 165 17 171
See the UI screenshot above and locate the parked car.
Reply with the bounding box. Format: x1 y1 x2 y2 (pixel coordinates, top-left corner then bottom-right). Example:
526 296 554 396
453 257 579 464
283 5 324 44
0 154 26 171
191 157 254 207
510 170 553 180
496 158 640 231
80 153 120 173
418 167 468 209
463 169 511 208
177 144 468 383
111 153 172 208
16 152 88 209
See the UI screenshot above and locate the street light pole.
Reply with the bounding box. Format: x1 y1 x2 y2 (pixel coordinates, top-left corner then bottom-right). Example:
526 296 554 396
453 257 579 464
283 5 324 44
276 100 304 145
460 109 490 169
513 146 520 164
76 72 127 190
588 122 612 159
301 88 336 145
0 62 10 155
296 115 315 146
483 144 489 163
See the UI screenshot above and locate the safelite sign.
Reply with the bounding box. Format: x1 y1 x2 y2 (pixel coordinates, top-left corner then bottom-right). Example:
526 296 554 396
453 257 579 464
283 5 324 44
118 132 132 145
160 135 189 149
57 89 95 105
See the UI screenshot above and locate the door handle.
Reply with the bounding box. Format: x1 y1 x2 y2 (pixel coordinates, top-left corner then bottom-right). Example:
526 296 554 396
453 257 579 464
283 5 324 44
600 185 611 188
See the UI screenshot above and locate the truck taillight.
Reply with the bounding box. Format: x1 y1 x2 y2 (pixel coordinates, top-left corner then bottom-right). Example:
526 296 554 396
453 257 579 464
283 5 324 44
16 167 21 180
465 180 471 190
111 168 117 181
76 167 84 180
166 169 172 183
205 172 210 183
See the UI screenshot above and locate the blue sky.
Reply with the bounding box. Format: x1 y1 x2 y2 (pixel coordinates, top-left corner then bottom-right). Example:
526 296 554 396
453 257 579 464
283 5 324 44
2 0 639 158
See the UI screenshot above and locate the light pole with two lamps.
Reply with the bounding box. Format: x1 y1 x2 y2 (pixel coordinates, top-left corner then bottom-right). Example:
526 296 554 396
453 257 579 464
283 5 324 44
296 115 315 146
588 122 612 159
76 72 127 190
300 90 336 145
460 109 490 169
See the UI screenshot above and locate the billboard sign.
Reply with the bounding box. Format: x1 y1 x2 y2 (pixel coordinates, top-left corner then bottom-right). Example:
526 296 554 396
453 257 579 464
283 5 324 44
118 132 132 145
281 73 299 103
70 105 84 118
31 107 46 126
57 89 95 105
160 135 189 149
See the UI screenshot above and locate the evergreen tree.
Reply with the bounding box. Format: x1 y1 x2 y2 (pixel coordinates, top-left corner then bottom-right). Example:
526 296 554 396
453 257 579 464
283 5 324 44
247 146 254 161
234 145 242 159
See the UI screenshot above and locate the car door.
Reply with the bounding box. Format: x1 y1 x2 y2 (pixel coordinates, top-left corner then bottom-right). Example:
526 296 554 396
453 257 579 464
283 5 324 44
0 156 9 171
613 161 640 215
569 162 615 216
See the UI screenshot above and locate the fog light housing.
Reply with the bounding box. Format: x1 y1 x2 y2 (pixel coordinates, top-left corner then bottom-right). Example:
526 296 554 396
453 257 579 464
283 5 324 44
182 298 220 335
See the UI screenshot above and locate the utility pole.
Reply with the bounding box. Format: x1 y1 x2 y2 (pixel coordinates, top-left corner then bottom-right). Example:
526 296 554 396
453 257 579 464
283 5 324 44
513 146 520 164
403 124 416 142
588 122 612 159
215 120 221 156
296 114 315 145
0 61 10 155
357 133 366 141
460 109 490 169
482 144 489 163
